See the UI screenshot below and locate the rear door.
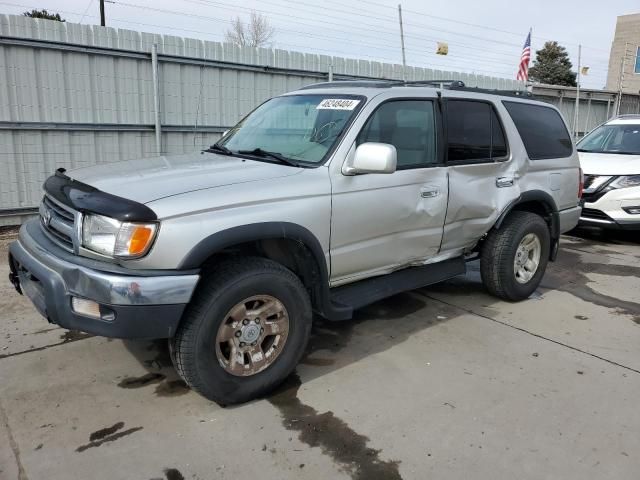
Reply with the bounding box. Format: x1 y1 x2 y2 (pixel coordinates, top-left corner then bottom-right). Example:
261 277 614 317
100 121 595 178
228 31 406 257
440 96 519 252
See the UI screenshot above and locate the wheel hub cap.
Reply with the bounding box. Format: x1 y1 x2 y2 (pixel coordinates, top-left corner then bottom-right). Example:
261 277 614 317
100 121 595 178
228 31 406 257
513 233 542 285
215 295 290 377
240 323 261 343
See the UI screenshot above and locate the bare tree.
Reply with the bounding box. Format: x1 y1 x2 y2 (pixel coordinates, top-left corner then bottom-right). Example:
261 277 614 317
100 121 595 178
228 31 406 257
225 12 275 48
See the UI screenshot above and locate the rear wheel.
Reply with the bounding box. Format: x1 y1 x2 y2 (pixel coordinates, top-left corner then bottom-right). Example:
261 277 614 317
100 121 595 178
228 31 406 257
480 211 550 301
170 257 312 405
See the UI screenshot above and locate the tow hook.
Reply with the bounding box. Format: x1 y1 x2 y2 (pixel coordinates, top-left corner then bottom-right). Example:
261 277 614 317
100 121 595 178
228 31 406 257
8 269 22 295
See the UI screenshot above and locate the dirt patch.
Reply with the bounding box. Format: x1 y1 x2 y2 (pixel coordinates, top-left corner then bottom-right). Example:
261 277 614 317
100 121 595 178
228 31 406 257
118 373 166 389
163 468 185 480
268 374 402 480
76 422 143 452
89 421 125 441
154 380 190 397
542 249 640 323
59 331 93 343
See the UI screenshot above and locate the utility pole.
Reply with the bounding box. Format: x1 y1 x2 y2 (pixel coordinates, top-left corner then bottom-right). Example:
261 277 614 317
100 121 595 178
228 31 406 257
99 0 105 26
573 44 581 139
398 4 407 82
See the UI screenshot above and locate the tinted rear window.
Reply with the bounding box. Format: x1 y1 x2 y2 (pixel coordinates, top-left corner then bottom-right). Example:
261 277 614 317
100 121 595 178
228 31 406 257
503 102 573 160
446 100 508 162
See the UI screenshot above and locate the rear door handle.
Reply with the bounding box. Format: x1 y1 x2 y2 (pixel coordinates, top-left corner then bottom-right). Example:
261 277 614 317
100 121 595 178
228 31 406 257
496 177 515 188
420 188 440 198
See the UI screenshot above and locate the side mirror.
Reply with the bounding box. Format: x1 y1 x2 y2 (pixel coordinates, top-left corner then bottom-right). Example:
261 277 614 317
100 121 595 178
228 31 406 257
344 143 397 175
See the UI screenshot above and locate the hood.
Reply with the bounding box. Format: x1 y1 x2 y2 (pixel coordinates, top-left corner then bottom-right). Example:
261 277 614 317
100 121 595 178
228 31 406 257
67 152 304 204
578 151 640 176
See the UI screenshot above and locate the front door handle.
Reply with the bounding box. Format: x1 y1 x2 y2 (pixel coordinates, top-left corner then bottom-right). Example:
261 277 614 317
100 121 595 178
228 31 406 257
420 188 440 198
496 177 515 188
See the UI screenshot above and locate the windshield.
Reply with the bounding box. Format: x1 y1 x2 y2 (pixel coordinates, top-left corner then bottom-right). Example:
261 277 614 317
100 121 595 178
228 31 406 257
577 123 640 155
217 94 364 164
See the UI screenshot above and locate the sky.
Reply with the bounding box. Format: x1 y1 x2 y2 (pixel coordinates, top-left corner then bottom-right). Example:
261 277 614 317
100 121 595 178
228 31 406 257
2 0 638 89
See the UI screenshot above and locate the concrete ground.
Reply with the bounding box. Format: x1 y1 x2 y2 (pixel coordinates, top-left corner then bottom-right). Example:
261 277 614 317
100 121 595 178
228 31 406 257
1 227 639 480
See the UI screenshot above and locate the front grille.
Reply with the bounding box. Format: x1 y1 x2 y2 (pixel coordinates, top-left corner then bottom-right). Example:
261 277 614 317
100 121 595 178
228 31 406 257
582 191 608 204
581 208 612 221
39 195 78 252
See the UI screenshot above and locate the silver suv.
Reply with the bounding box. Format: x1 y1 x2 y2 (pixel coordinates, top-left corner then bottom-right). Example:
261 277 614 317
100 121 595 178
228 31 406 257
9 80 582 404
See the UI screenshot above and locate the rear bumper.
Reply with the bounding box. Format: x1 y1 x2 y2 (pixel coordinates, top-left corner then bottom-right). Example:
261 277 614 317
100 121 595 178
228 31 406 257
8 220 199 339
558 206 582 234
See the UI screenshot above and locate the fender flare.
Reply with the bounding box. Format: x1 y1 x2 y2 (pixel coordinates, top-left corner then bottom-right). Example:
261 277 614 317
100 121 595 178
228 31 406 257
178 222 351 321
494 190 560 259
179 222 326 270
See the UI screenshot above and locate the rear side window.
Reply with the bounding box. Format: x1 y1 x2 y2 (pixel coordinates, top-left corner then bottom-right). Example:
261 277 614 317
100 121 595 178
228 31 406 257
446 100 508 162
503 101 573 160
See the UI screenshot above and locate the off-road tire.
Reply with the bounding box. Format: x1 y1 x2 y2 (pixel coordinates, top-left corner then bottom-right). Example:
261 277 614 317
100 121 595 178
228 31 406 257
480 211 550 301
170 257 312 405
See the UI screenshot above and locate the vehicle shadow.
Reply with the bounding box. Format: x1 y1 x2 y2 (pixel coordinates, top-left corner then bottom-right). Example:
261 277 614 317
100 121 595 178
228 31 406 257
119 231 640 401
565 226 640 247
120 290 463 394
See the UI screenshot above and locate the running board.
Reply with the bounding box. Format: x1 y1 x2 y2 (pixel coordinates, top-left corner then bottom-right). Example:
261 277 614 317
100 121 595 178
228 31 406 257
327 257 466 320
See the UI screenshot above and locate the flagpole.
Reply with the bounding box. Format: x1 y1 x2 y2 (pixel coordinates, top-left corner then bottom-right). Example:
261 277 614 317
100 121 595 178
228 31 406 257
573 44 581 139
527 28 532 89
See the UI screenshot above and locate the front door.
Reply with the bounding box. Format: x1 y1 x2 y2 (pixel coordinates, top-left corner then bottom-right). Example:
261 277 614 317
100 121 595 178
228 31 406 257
330 99 448 285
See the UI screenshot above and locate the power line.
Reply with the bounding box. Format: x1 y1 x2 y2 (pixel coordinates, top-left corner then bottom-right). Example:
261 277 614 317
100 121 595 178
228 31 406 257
111 1 527 74
0 1 610 81
174 0 611 74
327 0 612 54
78 0 94 23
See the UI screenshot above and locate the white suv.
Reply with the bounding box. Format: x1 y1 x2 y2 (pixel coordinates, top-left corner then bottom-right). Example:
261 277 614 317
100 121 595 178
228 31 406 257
577 115 640 230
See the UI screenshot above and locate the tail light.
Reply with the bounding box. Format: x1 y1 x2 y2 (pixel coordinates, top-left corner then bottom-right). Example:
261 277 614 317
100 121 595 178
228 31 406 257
578 167 584 200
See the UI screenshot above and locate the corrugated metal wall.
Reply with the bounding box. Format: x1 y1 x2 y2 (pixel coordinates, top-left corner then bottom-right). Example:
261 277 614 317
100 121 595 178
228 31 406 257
0 14 526 219
2 14 638 224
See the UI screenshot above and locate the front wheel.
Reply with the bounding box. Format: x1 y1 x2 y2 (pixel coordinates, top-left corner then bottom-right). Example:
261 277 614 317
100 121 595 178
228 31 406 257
480 211 550 301
170 257 312 405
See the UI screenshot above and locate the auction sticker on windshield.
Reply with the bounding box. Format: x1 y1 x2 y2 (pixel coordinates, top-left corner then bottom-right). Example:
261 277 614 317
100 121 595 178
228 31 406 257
317 99 361 110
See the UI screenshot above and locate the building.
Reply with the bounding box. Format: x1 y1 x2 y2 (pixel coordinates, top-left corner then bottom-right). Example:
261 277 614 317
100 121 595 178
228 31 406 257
606 13 640 94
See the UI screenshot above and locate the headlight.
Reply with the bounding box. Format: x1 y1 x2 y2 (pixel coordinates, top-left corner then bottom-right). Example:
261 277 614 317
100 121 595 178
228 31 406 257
609 175 640 189
82 214 158 258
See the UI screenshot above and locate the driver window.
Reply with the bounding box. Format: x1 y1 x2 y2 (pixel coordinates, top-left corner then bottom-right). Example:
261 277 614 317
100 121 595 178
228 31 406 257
357 100 437 169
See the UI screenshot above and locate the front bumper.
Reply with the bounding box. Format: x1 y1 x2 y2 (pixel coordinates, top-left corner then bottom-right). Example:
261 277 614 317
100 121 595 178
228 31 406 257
579 186 640 230
8 220 200 339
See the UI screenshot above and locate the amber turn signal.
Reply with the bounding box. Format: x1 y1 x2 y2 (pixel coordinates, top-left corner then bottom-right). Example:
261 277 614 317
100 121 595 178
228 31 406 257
128 226 155 255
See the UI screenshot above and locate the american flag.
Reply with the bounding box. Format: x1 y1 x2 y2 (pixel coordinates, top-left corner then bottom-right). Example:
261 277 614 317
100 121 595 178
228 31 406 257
516 31 531 81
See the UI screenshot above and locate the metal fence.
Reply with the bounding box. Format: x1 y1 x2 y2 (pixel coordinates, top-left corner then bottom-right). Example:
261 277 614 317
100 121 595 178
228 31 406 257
0 14 527 223
1 14 639 225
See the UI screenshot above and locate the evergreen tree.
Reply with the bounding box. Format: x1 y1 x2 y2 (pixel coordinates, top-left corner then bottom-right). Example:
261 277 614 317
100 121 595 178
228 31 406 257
528 41 577 87
23 9 65 22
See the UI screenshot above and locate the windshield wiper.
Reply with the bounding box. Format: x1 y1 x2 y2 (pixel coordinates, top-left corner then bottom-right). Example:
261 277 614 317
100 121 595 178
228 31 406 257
238 148 301 167
205 143 233 155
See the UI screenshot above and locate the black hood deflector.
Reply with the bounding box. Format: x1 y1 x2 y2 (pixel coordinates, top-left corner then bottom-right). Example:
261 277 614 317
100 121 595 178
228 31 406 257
44 168 157 222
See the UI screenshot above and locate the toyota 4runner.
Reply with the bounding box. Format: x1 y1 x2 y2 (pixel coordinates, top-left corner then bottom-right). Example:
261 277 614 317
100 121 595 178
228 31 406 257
8 80 582 404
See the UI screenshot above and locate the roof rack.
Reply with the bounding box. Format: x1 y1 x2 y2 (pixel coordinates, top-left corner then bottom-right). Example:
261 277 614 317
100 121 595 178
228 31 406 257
404 80 466 88
300 79 534 99
300 80 403 90
448 84 535 99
